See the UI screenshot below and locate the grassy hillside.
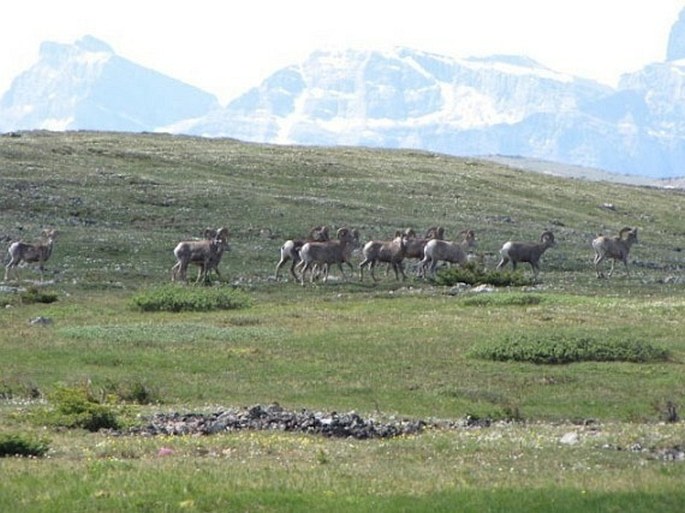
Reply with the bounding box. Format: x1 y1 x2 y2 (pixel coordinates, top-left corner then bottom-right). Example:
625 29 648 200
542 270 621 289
1 130 683 289
1 131 684 512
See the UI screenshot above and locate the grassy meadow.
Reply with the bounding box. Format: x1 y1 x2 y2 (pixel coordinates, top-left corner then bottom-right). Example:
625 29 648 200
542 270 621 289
1 130 684 512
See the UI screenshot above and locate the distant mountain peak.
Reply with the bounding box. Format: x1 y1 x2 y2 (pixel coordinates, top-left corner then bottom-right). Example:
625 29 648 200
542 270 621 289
0 35 218 132
466 54 545 69
667 8 685 61
75 35 114 53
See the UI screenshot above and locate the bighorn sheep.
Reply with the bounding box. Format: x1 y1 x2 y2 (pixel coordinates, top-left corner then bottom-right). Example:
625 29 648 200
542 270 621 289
419 229 477 278
171 227 229 283
193 227 231 281
4 229 58 282
403 226 445 260
592 227 638 278
398 226 445 275
274 226 330 280
359 230 410 282
496 231 556 280
298 227 359 285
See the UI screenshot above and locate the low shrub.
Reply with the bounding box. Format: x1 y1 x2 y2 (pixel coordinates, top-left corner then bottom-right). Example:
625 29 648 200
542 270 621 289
130 284 251 312
20 287 59 304
42 384 121 431
459 293 543 307
470 332 670 364
101 379 161 405
432 264 533 287
0 434 50 458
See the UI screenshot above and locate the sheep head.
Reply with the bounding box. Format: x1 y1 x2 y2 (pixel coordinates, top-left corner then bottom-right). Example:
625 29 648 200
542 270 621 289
215 227 230 242
310 225 330 241
540 231 556 247
41 229 58 240
459 229 477 249
425 226 445 239
619 227 638 243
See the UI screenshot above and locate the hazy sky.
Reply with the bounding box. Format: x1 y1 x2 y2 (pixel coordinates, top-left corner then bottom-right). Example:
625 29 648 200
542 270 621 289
1 1 682 104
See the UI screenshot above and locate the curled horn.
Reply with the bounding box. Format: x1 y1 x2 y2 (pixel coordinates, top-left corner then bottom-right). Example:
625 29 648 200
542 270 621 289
540 231 555 242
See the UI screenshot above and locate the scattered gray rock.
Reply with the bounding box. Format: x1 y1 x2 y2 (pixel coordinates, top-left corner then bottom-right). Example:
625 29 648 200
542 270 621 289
29 316 53 326
560 431 579 445
121 403 427 440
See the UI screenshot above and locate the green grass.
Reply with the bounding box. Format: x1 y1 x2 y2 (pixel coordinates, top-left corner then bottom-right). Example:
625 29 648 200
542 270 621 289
1 131 684 511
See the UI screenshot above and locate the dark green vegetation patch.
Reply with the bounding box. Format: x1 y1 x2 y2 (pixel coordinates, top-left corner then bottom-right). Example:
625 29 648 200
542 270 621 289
471 332 670 364
0 434 50 458
34 385 122 432
433 264 533 287
129 284 251 312
458 292 544 307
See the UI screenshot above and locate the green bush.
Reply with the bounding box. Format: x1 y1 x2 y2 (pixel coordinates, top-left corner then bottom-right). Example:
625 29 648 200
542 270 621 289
129 284 251 312
43 385 121 432
0 434 50 458
20 287 59 304
101 379 160 405
470 332 670 365
432 264 533 287
459 293 543 307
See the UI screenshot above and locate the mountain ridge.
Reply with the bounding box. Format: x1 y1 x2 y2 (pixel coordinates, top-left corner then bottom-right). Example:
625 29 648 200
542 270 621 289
1 8 685 179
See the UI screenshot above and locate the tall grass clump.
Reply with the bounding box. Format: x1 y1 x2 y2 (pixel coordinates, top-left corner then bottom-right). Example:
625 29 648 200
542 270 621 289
470 331 670 364
130 284 251 312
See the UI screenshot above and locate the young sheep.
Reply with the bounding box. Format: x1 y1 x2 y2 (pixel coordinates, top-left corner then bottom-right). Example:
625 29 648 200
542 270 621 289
298 227 358 285
592 227 638 278
496 230 556 280
171 227 229 284
193 227 231 282
359 230 410 282
4 229 58 282
274 225 330 280
419 229 477 278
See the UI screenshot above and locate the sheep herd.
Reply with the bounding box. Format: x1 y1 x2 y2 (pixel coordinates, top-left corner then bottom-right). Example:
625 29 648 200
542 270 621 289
2 225 639 285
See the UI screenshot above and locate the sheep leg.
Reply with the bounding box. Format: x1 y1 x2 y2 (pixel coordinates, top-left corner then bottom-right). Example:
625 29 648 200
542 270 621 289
288 258 300 280
418 257 430 278
369 260 379 282
496 257 509 271
395 261 407 281
299 262 311 286
359 259 370 282
593 253 606 278
607 259 616 277
4 262 15 281
274 254 289 280
530 263 540 281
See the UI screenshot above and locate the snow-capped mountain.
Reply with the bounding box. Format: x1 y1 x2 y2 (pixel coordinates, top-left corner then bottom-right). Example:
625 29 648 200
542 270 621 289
0 35 218 132
173 45 684 178
2 8 685 179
